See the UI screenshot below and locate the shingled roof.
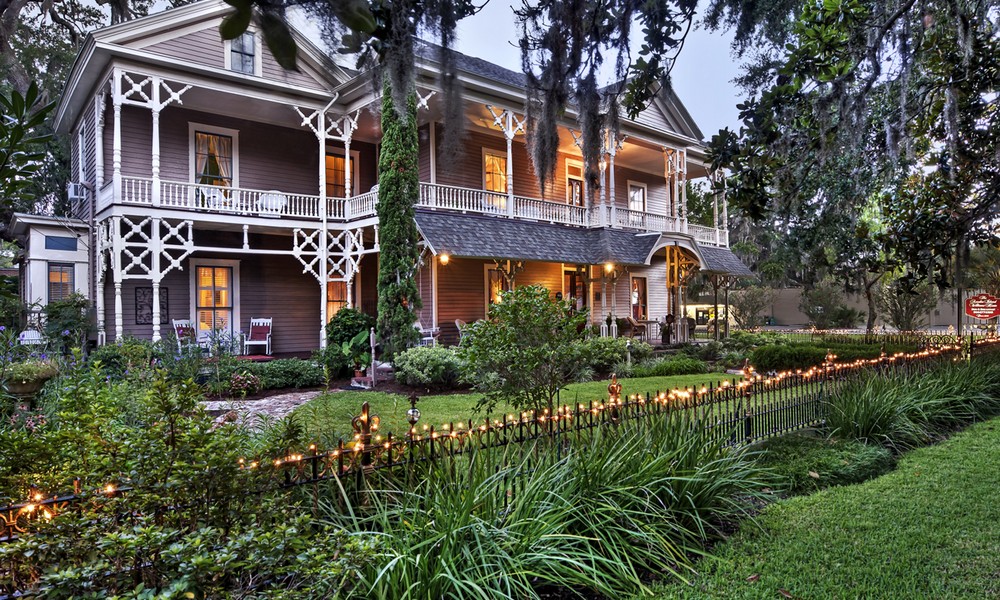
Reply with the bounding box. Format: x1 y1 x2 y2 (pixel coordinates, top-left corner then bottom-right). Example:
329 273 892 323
414 210 658 266
415 210 754 277
697 245 755 277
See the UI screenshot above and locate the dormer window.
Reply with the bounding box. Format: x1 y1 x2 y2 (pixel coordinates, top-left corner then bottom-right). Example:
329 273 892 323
229 32 257 75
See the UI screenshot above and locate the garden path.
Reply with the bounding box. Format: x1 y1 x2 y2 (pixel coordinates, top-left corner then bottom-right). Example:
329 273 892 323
203 390 324 427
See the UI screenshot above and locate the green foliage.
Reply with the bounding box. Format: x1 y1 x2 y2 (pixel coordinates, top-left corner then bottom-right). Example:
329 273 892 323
730 284 776 329
633 356 709 378
825 358 1000 451
749 344 829 372
0 82 53 207
41 292 90 354
650 418 1000 599
4 358 57 382
252 358 325 390
458 285 588 413
321 409 766 599
375 83 421 360
578 336 653 375
799 279 864 329
755 433 894 495
325 307 375 347
341 329 372 371
393 345 464 389
878 278 937 331
88 336 159 380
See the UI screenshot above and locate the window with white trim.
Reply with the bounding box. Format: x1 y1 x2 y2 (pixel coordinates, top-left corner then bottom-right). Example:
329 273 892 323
194 264 235 335
48 263 74 303
324 150 360 197
229 32 257 75
483 150 507 194
327 281 348 319
194 131 234 187
566 160 584 206
628 182 647 212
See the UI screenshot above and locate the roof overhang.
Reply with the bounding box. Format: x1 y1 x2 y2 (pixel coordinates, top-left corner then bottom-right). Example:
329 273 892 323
9 213 90 240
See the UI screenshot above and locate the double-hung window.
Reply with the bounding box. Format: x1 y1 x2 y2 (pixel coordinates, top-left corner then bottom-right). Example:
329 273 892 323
194 131 234 188
196 265 233 335
48 263 74 302
566 161 584 206
327 281 348 319
230 32 256 75
483 150 507 210
628 182 647 212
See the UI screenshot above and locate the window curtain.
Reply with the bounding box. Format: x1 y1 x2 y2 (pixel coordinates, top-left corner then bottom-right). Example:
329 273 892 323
213 136 232 185
195 134 210 183
196 133 233 186
485 154 506 193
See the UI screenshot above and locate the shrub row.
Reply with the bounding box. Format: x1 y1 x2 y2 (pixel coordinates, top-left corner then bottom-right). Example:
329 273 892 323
748 342 917 372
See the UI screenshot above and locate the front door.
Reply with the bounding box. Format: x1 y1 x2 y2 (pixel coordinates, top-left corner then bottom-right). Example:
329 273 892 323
564 270 588 312
631 276 647 320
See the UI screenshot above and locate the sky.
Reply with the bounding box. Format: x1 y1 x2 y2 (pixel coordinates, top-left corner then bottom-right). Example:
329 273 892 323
451 1 746 140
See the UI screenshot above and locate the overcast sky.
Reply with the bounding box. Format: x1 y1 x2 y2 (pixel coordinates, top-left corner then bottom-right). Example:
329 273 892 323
452 1 745 141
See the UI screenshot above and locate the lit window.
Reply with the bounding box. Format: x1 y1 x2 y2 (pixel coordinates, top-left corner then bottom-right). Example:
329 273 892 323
194 132 234 187
485 268 511 311
196 266 233 334
327 281 348 319
230 32 256 75
48 263 74 302
483 151 507 194
325 154 347 197
566 161 584 206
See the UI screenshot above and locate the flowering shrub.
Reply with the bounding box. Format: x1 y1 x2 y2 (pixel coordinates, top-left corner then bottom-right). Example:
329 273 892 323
6 403 48 432
229 370 262 398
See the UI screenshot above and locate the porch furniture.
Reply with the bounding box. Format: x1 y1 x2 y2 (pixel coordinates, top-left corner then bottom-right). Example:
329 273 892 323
243 318 272 355
199 187 230 211
17 329 44 346
415 320 439 347
639 319 661 341
257 191 287 216
455 319 467 343
172 319 197 352
626 316 647 341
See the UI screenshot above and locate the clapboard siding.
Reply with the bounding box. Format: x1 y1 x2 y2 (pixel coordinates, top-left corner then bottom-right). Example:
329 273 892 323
354 141 378 193
611 165 669 215
631 102 674 134
436 257 486 345
418 124 432 181
104 268 190 342
259 42 329 91
358 253 378 317
518 261 562 298
416 260 434 328
144 28 225 69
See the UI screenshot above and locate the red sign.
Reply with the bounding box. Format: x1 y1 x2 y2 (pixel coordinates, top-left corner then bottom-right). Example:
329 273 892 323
965 293 1000 320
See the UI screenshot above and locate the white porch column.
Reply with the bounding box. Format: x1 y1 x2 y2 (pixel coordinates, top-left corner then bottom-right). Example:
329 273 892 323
504 111 515 217
721 180 729 246
151 77 161 208
151 217 162 341
712 171 720 245
607 128 617 218
343 117 352 198
111 70 122 202
679 150 688 233
94 94 106 189
111 216 123 341
95 232 106 345
318 110 328 348
600 272 609 337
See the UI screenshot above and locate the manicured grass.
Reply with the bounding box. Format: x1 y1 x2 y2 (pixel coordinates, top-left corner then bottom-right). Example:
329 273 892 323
293 373 739 441
648 417 1000 599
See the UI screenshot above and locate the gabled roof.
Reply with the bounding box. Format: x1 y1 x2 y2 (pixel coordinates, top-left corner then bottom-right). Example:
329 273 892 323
697 245 754 277
55 0 346 132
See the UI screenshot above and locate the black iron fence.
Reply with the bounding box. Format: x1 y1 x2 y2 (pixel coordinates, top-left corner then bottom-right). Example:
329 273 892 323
3 337 999 543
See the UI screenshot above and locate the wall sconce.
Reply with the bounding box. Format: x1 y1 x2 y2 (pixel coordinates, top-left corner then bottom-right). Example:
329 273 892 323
439 253 450 265
604 262 615 274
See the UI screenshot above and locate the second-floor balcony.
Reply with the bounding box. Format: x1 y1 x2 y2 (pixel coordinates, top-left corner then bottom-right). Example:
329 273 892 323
99 176 729 247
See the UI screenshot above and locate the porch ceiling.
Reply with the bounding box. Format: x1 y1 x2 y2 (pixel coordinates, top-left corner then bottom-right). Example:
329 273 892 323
414 210 660 266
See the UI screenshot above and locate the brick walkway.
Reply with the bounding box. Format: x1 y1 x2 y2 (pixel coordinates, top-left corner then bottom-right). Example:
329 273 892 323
203 389 324 427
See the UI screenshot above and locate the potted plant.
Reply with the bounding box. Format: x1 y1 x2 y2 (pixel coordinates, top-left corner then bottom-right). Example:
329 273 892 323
341 330 372 377
4 358 58 398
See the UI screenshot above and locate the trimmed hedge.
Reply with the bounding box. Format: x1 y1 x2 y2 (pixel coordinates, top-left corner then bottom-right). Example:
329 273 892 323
579 337 653 375
393 346 464 389
632 356 708 377
748 342 918 372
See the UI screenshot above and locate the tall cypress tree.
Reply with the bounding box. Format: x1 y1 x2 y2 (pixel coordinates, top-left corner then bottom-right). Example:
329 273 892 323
376 82 421 359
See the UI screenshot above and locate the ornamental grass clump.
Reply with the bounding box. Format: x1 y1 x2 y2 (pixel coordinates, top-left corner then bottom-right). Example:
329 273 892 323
321 408 766 599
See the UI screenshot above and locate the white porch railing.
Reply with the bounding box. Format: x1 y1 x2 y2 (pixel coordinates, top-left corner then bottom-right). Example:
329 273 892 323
109 176 727 246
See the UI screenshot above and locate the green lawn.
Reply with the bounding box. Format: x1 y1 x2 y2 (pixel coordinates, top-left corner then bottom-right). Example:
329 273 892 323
649 417 1000 599
293 373 739 441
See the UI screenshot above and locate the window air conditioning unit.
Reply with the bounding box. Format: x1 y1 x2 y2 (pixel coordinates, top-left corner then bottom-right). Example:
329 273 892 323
67 182 88 201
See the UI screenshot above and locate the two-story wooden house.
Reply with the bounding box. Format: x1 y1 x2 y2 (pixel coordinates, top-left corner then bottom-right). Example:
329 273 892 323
15 0 749 355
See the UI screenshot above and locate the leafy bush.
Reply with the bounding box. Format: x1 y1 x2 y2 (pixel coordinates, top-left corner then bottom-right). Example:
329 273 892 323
800 279 864 329
632 356 709 377
4 359 57 382
393 345 464 389
42 293 90 355
88 336 159 380
749 344 829 372
578 336 653 374
326 308 375 347
755 433 894 495
730 285 776 329
253 358 325 389
458 285 588 413
229 369 262 397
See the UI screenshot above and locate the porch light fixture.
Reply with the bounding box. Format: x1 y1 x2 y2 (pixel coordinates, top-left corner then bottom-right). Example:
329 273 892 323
439 253 450 265
604 262 615 274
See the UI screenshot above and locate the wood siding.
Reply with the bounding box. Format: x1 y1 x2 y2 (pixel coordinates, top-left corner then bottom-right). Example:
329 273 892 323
611 165 669 215
103 248 322 355
143 26 330 92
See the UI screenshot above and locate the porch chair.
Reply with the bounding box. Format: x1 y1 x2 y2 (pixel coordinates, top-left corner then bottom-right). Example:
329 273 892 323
455 319 467 344
414 320 439 347
172 319 197 353
626 316 647 341
243 318 272 355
